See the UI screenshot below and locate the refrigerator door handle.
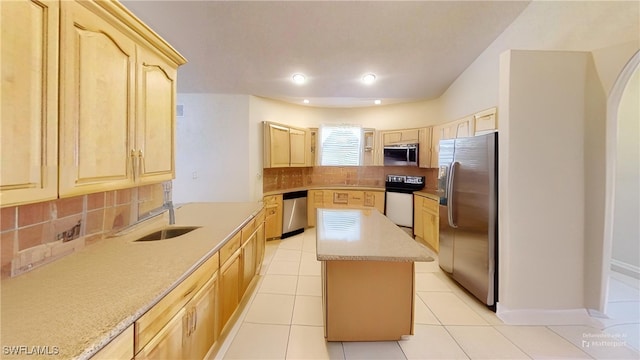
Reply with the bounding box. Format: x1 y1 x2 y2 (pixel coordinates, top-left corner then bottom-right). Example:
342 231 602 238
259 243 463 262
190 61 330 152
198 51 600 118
447 161 459 228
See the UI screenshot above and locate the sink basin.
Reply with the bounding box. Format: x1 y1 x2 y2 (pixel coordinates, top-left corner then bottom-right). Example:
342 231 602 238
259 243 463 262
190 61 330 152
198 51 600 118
134 226 201 242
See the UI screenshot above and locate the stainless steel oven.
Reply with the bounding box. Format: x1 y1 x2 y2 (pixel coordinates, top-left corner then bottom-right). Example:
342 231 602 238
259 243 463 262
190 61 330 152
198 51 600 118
385 175 425 229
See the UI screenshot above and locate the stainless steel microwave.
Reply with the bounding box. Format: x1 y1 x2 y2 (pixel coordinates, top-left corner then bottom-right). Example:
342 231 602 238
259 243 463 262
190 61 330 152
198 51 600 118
383 144 418 166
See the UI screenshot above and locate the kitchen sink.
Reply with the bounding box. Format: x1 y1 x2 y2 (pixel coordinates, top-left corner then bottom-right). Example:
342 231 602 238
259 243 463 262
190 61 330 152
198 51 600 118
134 226 201 242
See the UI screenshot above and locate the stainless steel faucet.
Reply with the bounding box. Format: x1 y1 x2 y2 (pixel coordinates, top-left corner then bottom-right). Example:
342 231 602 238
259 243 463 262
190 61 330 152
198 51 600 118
163 181 175 225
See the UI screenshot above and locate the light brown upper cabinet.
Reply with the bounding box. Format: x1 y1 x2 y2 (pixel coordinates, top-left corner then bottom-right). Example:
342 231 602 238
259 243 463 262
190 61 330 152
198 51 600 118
289 127 307 167
363 129 376 166
377 127 431 167
57 0 186 198
1 0 60 207
265 123 291 167
59 1 137 197
381 129 420 146
263 122 309 168
418 127 432 168
473 107 498 135
308 128 318 166
430 116 475 168
136 48 178 184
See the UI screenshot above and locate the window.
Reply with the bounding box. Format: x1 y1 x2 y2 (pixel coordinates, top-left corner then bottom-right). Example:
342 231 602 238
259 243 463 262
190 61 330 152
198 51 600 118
318 125 362 166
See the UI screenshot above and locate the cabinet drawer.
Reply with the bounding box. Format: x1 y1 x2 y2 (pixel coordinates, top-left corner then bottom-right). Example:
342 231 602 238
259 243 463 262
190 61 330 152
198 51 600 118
266 204 278 216
348 191 364 206
263 194 282 205
135 252 218 353
256 209 265 224
220 232 241 265
332 192 349 205
311 190 324 205
422 197 439 213
242 218 257 243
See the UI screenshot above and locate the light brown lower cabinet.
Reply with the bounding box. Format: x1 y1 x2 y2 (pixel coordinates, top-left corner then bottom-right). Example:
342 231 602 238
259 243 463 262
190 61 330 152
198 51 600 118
135 308 186 359
255 221 266 275
240 232 256 297
135 273 218 360
308 189 385 227
264 195 283 239
129 209 265 360
422 197 439 252
413 195 439 252
219 249 241 332
183 274 218 360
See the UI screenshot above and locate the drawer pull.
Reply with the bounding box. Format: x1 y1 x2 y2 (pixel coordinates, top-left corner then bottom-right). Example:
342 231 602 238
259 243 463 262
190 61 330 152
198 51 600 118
182 285 197 299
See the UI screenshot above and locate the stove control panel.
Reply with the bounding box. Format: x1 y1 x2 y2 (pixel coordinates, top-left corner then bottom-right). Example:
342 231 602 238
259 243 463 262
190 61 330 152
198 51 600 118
404 176 424 185
385 174 426 191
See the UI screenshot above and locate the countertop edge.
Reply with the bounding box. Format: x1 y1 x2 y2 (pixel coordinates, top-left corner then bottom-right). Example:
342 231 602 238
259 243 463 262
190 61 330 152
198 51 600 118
315 208 437 263
264 185 385 196
317 255 434 262
413 190 440 201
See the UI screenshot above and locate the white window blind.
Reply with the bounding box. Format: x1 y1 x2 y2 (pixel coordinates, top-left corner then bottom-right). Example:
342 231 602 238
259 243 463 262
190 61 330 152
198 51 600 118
319 125 362 166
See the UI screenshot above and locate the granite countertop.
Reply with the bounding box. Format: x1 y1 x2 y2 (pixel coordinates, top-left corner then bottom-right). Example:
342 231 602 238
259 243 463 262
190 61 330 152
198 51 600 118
263 185 385 196
0 202 263 360
316 208 435 262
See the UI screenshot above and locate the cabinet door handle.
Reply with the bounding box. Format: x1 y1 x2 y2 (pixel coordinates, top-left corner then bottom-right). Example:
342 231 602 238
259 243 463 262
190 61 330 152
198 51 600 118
183 309 191 337
130 149 137 181
182 284 198 300
192 308 197 334
137 149 143 178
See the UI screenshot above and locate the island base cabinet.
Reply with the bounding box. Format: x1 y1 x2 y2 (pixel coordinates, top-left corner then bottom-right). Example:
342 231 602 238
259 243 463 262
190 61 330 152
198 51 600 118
322 260 414 341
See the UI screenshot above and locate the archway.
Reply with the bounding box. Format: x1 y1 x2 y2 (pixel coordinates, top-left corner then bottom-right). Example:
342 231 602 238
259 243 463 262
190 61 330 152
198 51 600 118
601 50 639 350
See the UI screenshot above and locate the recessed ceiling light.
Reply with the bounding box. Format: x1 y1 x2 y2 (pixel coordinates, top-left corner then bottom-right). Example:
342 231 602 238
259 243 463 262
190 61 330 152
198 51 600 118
361 73 376 85
374 100 382 105
303 99 310 104
292 73 306 84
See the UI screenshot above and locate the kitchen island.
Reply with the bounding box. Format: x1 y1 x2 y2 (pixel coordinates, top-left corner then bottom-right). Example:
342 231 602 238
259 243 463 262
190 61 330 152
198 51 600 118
316 208 435 341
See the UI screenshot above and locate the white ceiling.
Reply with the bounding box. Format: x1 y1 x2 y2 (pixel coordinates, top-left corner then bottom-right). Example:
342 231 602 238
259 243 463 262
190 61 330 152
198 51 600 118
122 1 531 107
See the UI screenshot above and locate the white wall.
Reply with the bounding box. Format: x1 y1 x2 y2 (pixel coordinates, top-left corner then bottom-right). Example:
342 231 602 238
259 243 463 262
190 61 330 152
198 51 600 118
612 65 640 277
582 55 608 310
248 95 442 129
439 1 639 124
173 94 252 203
498 50 592 311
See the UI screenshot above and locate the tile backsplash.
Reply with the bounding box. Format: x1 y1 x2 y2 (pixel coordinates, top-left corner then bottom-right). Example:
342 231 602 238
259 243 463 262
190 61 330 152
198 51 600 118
263 166 438 193
0 183 166 278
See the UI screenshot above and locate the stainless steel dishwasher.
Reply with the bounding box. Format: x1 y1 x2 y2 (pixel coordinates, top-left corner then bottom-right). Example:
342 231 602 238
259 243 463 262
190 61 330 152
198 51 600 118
282 190 307 238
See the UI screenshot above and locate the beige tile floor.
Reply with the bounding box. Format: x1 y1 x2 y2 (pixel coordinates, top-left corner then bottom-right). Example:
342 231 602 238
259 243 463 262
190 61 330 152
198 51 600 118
212 229 640 360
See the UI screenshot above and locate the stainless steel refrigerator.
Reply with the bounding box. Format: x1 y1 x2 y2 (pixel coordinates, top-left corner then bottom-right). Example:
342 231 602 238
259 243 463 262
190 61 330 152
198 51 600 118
438 132 498 309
